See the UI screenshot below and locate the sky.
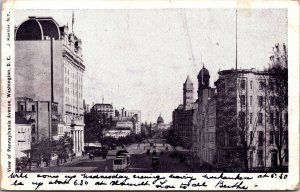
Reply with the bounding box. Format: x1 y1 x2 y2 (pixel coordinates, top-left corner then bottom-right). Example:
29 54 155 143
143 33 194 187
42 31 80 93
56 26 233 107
15 9 287 123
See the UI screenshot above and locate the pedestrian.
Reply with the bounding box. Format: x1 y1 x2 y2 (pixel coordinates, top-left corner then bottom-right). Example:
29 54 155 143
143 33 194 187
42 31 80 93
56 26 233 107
16 165 21 173
28 158 32 170
37 158 41 168
56 158 59 166
105 165 108 172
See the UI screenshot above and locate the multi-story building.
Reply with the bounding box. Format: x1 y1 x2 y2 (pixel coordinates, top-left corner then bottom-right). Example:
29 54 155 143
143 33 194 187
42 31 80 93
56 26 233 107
214 69 288 171
114 107 141 134
91 103 114 118
190 67 217 170
172 76 195 143
15 113 32 158
15 16 85 155
15 97 66 143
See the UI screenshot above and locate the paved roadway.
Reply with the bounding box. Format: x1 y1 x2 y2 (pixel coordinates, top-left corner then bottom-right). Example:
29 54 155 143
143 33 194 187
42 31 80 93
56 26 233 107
32 143 191 173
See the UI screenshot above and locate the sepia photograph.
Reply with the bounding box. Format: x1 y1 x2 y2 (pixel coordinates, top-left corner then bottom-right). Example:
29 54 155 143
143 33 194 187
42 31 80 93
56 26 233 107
13 8 288 173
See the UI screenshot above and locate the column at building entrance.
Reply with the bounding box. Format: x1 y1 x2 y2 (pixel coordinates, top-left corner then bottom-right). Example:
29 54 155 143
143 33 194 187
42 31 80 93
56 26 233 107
72 130 76 154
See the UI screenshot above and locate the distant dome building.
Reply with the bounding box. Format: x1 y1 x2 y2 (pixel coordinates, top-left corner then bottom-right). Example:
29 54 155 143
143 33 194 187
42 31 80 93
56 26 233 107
155 113 170 131
157 114 164 124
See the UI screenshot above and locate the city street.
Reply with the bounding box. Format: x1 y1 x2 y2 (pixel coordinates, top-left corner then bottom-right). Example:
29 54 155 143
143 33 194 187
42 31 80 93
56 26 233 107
31 143 192 173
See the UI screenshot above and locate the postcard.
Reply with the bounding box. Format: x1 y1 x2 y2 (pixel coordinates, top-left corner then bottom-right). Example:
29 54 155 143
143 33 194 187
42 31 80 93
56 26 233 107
1 0 299 190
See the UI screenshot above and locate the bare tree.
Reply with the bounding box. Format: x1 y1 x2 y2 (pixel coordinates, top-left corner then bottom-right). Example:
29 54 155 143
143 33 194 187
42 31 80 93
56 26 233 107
264 43 288 171
216 71 261 172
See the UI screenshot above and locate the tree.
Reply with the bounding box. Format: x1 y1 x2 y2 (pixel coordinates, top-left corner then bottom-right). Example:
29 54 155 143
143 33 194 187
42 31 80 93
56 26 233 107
53 133 73 164
264 43 288 171
31 136 52 166
166 128 184 147
84 112 113 142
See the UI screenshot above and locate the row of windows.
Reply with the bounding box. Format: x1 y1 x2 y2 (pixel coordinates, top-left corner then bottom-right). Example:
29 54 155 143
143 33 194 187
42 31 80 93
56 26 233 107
240 95 280 108
64 66 83 82
18 104 36 112
240 111 288 125
240 79 273 91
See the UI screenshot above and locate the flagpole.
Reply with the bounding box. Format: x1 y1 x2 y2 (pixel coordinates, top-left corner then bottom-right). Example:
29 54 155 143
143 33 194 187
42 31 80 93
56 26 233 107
72 11 75 33
201 53 203 85
235 9 238 71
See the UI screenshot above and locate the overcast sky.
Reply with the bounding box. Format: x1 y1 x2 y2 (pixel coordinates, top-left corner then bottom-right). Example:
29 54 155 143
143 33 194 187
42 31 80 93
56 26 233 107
15 9 287 123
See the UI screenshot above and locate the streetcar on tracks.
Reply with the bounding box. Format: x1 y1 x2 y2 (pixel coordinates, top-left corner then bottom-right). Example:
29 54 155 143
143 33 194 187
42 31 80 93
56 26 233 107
113 150 131 172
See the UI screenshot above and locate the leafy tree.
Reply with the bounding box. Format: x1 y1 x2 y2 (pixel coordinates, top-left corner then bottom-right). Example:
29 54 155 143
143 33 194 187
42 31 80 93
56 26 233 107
53 133 73 164
166 128 184 147
84 112 113 142
31 136 52 166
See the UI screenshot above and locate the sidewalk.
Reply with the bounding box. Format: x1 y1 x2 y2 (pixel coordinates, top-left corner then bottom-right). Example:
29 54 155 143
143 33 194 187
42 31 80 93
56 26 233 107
27 155 89 172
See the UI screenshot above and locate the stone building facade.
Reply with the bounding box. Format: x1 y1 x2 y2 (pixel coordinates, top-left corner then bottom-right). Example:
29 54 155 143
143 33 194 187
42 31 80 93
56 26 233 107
214 69 288 171
191 67 217 169
15 113 32 158
172 76 195 143
15 16 85 155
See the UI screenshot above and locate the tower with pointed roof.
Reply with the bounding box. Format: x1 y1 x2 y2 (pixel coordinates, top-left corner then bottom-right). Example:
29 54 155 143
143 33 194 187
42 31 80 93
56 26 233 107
183 75 194 110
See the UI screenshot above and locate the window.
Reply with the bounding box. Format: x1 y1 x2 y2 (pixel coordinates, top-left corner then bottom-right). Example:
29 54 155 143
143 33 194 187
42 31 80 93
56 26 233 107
269 80 274 91
250 96 252 106
239 111 246 125
250 80 253 89
250 131 254 142
32 105 35 111
269 131 274 144
275 131 280 143
258 113 263 124
31 125 36 133
275 111 280 125
240 95 246 106
240 79 246 90
285 113 288 125
270 96 274 106
228 132 236 146
270 112 274 124
284 131 288 144
259 81 265 90
258 131 263 146
284 148 288 162
250 113 253 124
258 150 263 165
20 105 24 111
258 96 264 107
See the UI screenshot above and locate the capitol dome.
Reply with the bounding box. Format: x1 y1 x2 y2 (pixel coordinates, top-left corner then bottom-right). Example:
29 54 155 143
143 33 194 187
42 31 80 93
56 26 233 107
157 114 164 124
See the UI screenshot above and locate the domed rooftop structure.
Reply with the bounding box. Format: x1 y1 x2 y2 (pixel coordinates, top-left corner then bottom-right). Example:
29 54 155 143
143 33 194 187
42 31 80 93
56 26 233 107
157 113 164 124
16 16 61 40
197 66 210 80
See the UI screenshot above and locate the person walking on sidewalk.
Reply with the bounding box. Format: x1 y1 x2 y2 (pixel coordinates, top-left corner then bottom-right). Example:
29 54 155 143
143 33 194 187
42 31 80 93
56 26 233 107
27 158 32 170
